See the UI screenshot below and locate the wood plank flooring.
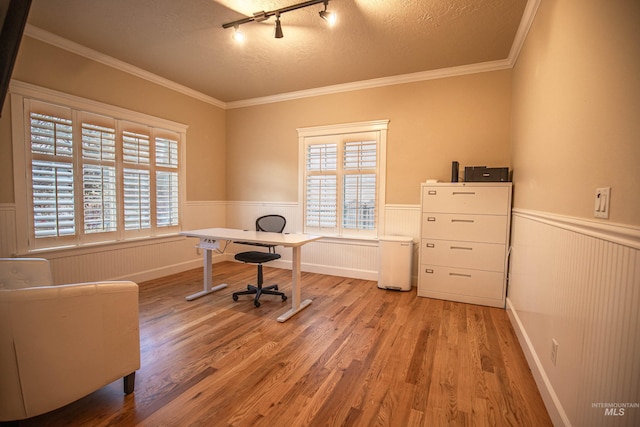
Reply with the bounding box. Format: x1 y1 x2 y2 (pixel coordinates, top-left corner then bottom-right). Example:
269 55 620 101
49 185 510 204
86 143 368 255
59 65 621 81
17 262 552 426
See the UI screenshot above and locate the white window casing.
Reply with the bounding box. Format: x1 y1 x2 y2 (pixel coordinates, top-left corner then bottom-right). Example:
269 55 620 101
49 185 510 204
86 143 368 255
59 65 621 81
298 120 388 239
10 81 187 254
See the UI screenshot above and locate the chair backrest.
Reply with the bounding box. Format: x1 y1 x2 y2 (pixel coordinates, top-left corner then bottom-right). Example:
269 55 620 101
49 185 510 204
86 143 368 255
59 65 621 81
256 215 286 233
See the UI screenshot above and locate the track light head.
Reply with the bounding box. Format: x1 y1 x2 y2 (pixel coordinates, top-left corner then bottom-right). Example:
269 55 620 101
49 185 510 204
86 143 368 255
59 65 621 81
319 1 336 26
275 14 284 38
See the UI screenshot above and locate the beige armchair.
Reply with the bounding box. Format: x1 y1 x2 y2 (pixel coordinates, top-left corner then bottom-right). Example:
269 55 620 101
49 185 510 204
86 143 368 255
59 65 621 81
0 258 140 422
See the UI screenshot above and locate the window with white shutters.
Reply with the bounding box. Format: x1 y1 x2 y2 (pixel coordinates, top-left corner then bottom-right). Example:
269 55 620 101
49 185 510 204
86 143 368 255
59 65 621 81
12 85 185 252
299 121 388 238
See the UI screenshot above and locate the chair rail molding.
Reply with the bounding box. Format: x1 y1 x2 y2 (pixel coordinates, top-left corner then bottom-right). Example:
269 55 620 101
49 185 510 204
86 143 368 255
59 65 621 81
512 208 640 249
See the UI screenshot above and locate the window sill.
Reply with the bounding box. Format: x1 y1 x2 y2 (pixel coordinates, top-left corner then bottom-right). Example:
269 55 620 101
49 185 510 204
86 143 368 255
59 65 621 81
18 233 186 259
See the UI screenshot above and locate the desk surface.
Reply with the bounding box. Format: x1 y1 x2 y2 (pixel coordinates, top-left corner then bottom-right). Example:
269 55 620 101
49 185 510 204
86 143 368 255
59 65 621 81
181 227 321 247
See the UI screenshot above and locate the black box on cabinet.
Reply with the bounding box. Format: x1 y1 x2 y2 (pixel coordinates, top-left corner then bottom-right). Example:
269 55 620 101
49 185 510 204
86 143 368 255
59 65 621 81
464 166 510 182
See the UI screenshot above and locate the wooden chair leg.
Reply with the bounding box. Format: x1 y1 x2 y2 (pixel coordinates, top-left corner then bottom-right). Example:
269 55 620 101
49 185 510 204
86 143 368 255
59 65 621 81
123 372 136 394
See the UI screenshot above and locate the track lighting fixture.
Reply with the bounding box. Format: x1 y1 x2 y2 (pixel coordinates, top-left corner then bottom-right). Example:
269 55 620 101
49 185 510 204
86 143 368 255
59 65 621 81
222 0 336 42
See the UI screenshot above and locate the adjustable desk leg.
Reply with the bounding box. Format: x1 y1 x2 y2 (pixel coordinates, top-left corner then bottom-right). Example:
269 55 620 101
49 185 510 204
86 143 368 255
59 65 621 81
186 247 227 301
277 245 312 322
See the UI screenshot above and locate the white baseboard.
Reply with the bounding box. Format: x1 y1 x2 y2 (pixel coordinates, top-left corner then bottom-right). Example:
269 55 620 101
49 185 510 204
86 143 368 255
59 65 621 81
227 255 378 281
506 297 571 427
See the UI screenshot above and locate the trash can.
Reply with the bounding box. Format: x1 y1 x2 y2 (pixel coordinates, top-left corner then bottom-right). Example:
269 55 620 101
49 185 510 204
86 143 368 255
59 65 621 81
378 235 413 291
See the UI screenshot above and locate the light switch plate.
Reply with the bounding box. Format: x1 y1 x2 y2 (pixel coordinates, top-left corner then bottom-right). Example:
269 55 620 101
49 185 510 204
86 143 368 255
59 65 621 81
594 187 610 219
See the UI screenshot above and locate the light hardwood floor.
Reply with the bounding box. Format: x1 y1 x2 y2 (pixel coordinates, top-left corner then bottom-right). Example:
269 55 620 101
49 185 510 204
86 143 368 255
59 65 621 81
19 262 552 426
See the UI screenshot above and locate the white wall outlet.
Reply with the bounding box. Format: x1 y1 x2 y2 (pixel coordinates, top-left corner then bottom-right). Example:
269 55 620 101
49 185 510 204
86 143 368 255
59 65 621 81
594 187 610 219
551 339 559 366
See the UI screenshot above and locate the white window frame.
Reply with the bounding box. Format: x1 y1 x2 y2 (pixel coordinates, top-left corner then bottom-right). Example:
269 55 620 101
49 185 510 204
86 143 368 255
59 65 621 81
10 81 187 254
298 120 388 239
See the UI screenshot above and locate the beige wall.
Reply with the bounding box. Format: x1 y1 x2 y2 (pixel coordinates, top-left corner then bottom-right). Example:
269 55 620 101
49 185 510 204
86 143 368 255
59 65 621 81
507 2 640 425
0 36 226 203
226 70 512 204
511 0 640 225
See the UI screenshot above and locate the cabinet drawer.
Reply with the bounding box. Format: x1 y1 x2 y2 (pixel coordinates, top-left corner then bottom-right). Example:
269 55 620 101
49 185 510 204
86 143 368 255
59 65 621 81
418 265 505 301
420 239 506 272
422 185 510 215
421 214 508 244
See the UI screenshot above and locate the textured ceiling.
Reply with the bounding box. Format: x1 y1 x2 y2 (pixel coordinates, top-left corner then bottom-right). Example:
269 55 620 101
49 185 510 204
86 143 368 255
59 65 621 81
26 0 528 103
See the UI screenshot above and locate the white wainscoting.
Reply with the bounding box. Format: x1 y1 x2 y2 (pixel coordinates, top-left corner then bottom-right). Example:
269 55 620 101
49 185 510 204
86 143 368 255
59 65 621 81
507 209 640 427
0 201 226 284
226 202 421 282
0 201 421 284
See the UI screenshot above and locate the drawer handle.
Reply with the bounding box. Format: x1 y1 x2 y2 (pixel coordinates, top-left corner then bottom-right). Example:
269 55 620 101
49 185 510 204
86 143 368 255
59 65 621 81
450 246 472 251
427 217 436 222
425 269 434 274
449 272 472 278
452 191 476 195
451 219 474 223
427 190 437 195
426 243 435 248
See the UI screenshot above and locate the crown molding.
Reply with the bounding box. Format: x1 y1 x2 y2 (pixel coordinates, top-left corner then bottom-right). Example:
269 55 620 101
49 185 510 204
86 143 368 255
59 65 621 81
230 0 541 109
508 0 541 65
23 0 539 110
23 25 226 109
227 59 512 109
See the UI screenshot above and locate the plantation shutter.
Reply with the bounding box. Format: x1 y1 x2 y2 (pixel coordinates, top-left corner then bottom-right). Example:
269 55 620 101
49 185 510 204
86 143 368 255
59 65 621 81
342 140 377 230
80 113 117 238
122 126 151 234
28 100 76 245
305 143 338 233
155 134 179 229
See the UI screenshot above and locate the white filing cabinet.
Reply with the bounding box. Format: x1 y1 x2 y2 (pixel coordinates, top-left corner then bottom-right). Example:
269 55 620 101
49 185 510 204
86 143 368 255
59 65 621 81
418 182 512 307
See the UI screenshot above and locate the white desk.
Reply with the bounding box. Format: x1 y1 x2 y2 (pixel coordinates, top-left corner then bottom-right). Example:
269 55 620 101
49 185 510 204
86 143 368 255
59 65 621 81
180 228 321 322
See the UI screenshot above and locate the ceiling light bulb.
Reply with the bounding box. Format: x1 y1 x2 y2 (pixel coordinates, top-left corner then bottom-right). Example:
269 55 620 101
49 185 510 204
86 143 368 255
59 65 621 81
233 26 245 43
275 15 284 38
324 11 337 25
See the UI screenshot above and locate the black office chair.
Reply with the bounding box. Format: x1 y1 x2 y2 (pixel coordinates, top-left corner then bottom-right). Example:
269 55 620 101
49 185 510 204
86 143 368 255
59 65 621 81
232 214 288 307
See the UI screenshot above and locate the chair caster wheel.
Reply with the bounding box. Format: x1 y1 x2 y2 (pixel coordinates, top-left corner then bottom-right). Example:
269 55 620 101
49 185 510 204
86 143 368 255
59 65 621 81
274 285 279 290
232 294 238 301
282 295 287 301
254 300 261 308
